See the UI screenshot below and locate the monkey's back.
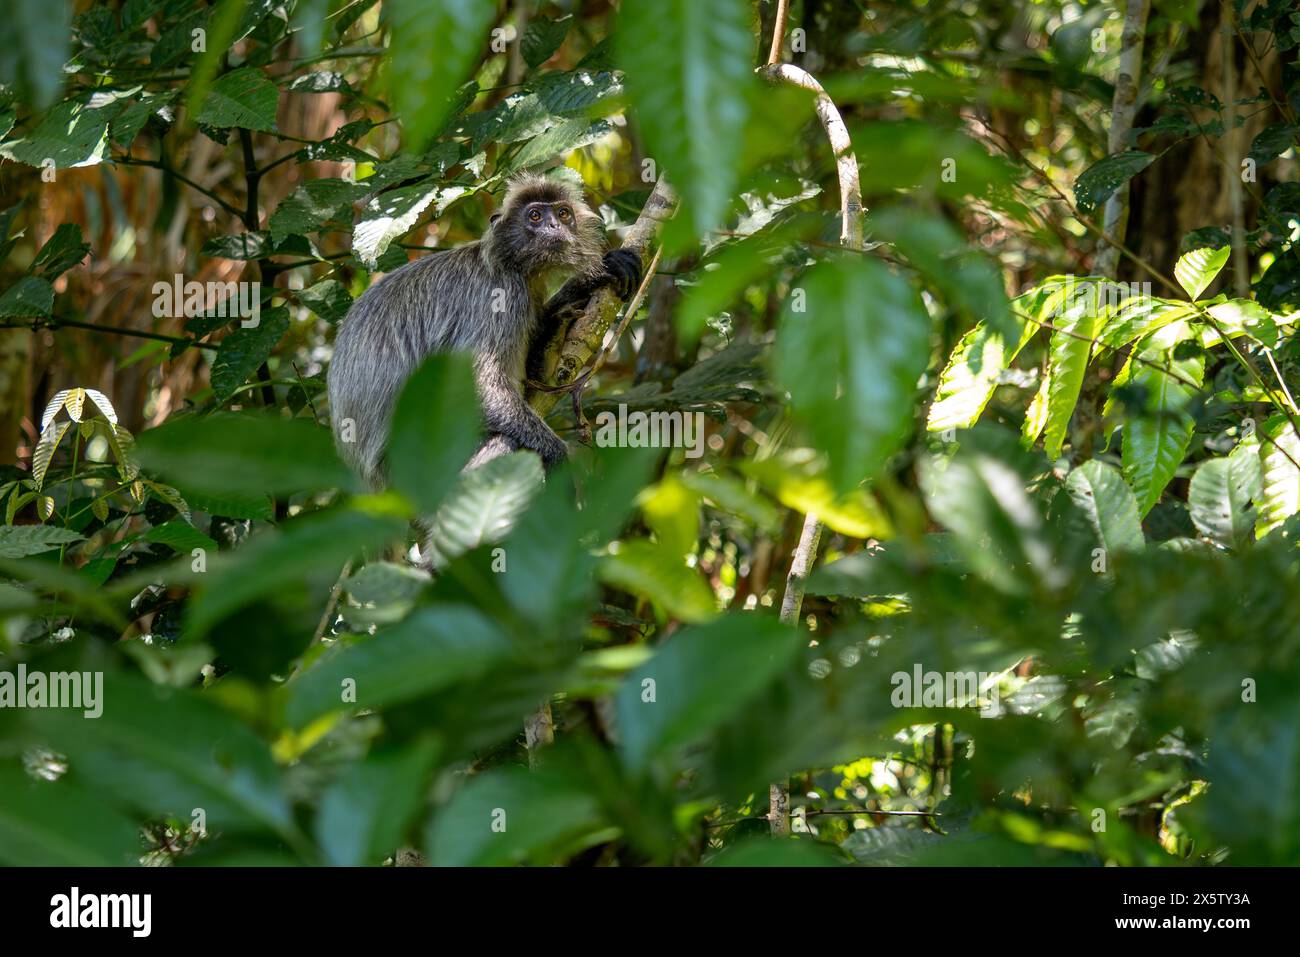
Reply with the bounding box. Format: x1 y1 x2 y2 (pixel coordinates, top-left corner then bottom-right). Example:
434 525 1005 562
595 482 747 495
327 242 535 487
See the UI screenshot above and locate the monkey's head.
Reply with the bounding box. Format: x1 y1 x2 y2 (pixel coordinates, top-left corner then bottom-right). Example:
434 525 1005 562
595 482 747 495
486 173 605 276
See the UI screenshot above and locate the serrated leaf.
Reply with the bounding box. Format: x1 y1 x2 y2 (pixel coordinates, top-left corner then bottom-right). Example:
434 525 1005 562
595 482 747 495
1074 150 1155 215
619 0 754 234
1119 322 1205 515
1188 444 1262 548
30 420 70 489
0 101 110 169
297 279 353 323
0 524 83 558
196 67 279 132
1174 246 1230 300
424 451 544 569
928 319 1035 432
1256 415 1300 538
1065 460 1145 554
209 307 289 402
0 276 54 318
352 182 443 267
269 179 367 243
521 16 571 68
31 223 89 279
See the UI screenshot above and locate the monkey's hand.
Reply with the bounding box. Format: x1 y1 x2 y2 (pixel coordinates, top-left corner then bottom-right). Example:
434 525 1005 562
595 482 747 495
601 249 643 301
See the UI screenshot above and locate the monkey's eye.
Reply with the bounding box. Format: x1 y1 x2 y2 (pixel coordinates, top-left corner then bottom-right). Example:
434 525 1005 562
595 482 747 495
528 208 542 223
557 206 572 221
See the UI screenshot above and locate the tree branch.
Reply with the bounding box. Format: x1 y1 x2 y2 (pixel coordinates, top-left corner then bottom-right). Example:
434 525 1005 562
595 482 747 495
759 51 866 839
1095 0 1150 279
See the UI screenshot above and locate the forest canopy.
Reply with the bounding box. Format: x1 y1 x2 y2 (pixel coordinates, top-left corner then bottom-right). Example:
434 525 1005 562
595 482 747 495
0 0 1299 869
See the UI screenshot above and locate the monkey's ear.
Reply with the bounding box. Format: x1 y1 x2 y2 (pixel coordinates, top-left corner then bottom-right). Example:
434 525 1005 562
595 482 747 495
490 212 502 226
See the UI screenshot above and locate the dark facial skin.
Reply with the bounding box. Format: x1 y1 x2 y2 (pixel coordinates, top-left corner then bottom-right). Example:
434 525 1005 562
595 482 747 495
523 201 579 259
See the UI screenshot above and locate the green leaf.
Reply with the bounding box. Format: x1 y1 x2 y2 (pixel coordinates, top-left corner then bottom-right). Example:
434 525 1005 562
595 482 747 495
286 605 513 728
352 182 445 267
0 276 54 318
196 67 280 132
615 614 800 770
1174 246 1230 300
619 0 754 234
31 224 89 279
920 436 1065 594
501 118 612 175
1041 284 1106 459
134 412 355 497
209 307 289 402
1117 322 1205 515
928 319 1035 432
0 524 83 558
1065 460 1145 555
599 539 717 624
0 101 110 169
1074 150 1155 215
29 672 296 839
316 739 440 867
387 354 483 514
0 763 139 866
297 279 353 323
423 451 544 569
521 16 571 68
2 0 69 109
427 763 604 866
677 470 780 530
775 257 931 490
386 0 496 150
1096 296 1194 349
186 508 406 639
870 208 1014 342
1188 443 1262 548
143 520 218 555
1256 415 1300 538
269 178 367 243
1247 123 1299 165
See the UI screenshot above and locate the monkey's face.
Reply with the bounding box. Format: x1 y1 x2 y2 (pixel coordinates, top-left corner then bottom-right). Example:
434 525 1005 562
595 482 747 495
521 201 579 259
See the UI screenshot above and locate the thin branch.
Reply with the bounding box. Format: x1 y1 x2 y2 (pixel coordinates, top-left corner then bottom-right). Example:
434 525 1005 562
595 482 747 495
759 43 866 841
1095 0 1150 278
0 317 218 351
766 0 791 66
115 156 243 219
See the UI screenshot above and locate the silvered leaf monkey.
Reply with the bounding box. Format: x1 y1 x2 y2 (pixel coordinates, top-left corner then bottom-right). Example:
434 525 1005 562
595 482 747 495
328 174 642 487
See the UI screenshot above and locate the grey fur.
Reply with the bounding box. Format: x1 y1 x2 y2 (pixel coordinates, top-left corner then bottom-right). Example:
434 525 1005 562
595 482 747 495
328 174 628 489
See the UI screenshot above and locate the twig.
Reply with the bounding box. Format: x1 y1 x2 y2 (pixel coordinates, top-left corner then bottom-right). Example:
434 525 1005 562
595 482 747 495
0 317 218 351
759 39 865 840
1095 0 1150 278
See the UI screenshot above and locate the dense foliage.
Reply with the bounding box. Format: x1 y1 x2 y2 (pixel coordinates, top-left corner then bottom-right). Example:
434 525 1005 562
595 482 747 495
1 0 1299 867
